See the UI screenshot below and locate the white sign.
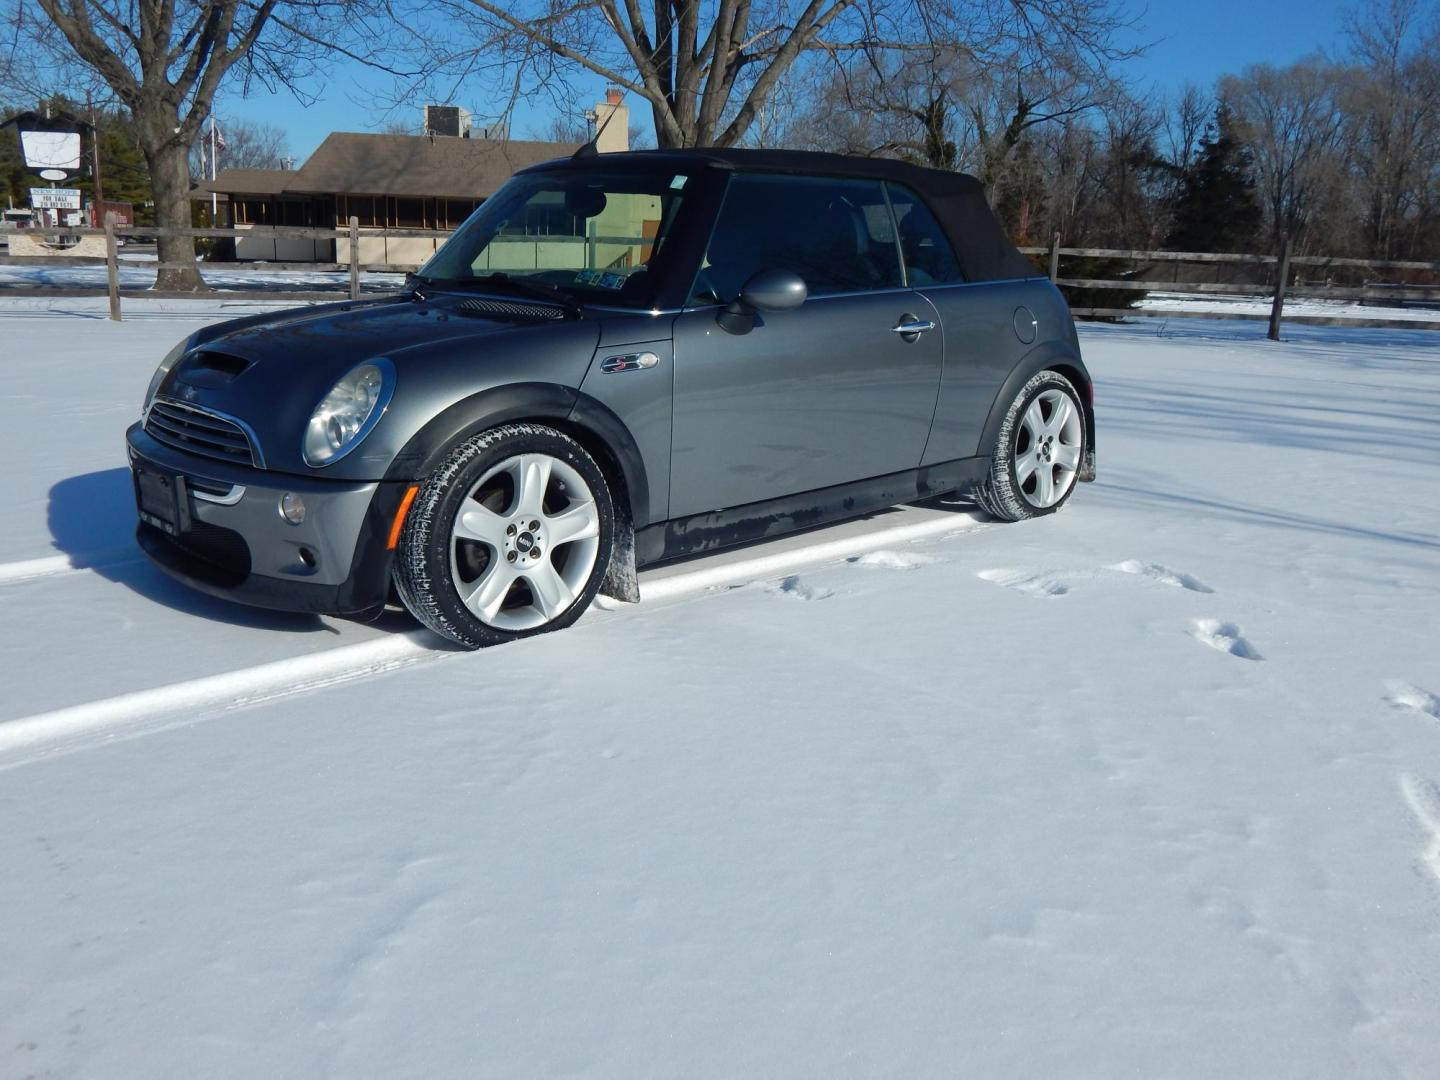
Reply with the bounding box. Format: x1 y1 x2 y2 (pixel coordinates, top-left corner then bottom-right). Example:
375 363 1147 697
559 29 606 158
19 130 82 172
30 187 82 210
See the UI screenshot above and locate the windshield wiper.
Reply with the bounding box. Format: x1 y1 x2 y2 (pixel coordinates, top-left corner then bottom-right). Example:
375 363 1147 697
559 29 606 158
405 271 430 300
448 273 583 317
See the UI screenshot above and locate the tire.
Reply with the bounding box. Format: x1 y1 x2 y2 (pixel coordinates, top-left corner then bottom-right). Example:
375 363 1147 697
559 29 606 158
974 369 1086 522
393 423 614 649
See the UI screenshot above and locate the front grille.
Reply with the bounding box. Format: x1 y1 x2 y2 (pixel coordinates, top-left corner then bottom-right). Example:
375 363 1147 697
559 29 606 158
456 297 567 322
145 399 261 467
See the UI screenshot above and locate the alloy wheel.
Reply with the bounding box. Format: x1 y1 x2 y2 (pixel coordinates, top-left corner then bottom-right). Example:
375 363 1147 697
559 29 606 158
447 452 601 631
1014 388 1083 509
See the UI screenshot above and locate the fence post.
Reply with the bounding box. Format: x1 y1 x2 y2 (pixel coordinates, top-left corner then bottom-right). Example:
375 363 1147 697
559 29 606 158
348 216 360 300
1267 236 1293 341
103 213 121 322
1048 232 1061 283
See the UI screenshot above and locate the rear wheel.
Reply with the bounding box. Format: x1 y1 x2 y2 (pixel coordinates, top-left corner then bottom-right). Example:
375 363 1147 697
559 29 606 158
394 423 613 648
975 370 1085 522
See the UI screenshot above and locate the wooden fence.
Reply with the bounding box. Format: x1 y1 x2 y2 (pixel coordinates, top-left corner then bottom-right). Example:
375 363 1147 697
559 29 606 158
1018 235 1440 334
6 221 1440 332
3 217 447 320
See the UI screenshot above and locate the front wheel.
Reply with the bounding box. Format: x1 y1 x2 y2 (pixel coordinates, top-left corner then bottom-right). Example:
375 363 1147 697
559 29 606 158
393 423 614 648
974 370 1086 522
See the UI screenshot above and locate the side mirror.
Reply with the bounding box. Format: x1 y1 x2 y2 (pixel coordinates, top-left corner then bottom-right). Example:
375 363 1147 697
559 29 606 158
717 268 807 334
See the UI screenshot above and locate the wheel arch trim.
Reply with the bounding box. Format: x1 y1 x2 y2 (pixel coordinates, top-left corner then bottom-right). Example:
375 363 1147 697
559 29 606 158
382 381 651 528
978 342 1095 465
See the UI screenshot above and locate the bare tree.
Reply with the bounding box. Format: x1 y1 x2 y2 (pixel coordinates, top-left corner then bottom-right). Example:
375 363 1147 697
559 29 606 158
1162 83 1208 177
1339 0 1440 258
191 117 290 176
1222 58 1345 251
402 0 1137 152
9 0 399 289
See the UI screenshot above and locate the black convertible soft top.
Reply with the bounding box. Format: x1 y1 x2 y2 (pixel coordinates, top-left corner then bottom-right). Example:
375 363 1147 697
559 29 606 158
526 147 1039 285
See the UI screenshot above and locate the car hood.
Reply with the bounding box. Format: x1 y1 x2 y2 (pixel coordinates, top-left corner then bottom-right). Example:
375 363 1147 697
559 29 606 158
185 294 524 369
158 294 603 478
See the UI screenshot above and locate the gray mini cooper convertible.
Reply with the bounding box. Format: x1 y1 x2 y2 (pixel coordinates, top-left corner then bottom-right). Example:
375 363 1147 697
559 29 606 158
128 148 1095 648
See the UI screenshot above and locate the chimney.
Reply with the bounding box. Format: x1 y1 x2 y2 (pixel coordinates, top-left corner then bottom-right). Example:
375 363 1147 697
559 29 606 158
594 89 629 153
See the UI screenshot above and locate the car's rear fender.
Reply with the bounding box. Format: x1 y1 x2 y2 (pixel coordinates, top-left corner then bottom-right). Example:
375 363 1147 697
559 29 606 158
978 341 1097 481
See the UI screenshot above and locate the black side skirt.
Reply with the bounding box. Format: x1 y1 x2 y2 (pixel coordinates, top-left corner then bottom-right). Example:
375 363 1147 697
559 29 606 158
636 456 987 566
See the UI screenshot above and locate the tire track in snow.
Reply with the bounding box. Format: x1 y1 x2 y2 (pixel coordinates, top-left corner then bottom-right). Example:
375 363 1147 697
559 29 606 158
638 512 985 602
0 510 987 759
0 548 141 586
0 633 445 759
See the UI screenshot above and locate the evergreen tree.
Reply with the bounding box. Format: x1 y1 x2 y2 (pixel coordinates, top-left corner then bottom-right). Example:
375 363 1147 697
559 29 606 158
1166 104 1263 252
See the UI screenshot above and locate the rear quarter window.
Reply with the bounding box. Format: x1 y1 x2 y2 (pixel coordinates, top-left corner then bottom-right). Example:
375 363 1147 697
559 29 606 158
886 183 963 286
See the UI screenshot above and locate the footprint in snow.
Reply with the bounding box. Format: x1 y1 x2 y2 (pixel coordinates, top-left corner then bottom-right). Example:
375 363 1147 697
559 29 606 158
1109 559 1213 593
1400 774 1440 884
848 550 936 571
977 568 1069 597
1385 682 1440 722
769 575 834 601
1190 619 1263 661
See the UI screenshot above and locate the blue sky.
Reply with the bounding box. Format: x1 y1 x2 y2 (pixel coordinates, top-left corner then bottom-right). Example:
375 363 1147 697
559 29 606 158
221 0 1360 162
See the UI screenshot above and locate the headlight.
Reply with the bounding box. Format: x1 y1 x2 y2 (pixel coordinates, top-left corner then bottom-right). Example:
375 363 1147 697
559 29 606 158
142 335 193 415
302 359 395 467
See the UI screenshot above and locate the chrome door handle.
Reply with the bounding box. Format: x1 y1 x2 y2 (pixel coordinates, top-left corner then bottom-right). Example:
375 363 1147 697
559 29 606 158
892 318 936 335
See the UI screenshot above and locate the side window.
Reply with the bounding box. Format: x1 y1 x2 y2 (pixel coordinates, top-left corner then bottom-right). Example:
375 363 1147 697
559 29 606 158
690 175 903 304
886 183 962 285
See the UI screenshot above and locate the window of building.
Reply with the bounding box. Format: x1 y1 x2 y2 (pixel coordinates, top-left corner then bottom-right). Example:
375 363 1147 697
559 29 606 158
338 195 383 229
234 198 269 225
278 199 309 226
392 197 426 228
442 199 480 229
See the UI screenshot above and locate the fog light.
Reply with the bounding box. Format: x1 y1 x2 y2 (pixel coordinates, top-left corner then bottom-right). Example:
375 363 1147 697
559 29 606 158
280 492 306 525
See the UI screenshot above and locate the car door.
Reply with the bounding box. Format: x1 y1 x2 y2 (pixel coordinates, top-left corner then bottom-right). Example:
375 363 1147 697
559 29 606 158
882 181 1034 466
668 173 943 519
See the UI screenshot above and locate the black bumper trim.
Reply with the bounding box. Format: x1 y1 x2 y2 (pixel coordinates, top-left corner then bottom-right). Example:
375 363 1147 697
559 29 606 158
138 522 356 614
131 475 412 619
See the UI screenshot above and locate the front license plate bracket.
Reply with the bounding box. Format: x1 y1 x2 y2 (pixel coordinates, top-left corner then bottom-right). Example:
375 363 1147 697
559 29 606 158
135 467 192 536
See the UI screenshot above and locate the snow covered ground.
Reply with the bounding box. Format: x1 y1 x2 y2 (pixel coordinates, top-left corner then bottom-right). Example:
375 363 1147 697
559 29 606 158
0 258 405 293
2 297 1439 1077
1137 289 1440 324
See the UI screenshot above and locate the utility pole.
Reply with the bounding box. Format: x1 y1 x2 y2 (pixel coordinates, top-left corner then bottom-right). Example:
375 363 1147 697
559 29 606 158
210 116 219 225
90 110 104 205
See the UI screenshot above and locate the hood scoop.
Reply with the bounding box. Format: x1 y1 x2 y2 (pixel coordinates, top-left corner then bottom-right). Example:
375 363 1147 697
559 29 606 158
174 350 253 388
455 297 568 322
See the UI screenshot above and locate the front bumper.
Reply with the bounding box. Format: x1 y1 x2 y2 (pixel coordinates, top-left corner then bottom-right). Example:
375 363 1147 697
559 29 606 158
126 423 408 616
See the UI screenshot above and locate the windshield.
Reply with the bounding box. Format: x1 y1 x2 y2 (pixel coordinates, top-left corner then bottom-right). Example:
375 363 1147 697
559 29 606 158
418 167 691 308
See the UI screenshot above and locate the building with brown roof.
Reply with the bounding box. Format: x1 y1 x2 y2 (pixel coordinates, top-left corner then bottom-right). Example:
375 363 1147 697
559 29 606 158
197 93 629 265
